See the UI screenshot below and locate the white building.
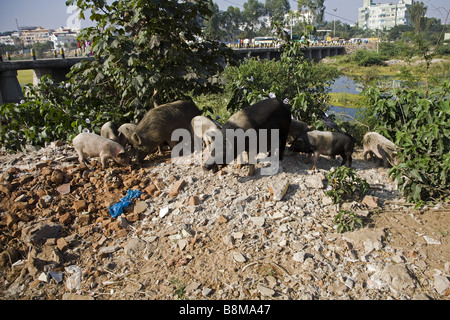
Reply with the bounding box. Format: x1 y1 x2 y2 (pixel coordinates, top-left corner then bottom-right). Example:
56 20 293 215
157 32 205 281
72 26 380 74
0 36 15 45
50 28 79 49
358 0 413 30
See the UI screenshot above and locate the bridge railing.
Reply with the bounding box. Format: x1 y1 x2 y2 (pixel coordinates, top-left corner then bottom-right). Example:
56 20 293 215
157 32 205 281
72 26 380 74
0 49 94 105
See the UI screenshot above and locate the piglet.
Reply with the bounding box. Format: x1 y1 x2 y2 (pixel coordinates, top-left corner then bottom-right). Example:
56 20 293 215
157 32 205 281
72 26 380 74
72 132 130 169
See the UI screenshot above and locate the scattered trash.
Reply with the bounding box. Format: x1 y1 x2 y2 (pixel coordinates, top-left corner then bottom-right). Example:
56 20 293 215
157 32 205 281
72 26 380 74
108 189 143 218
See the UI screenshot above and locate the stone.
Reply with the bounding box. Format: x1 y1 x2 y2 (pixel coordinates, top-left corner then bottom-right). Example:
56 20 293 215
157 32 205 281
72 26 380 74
168 179 186 197
59 213 72 225
257 284 275 297
362 195 379 208
134 201 148 214
434 274 450 295
305 173 326 189
124 238 147 257
50 170 65 185
268 180 290 201
423 235 441 245
73 200 87 213
381 264 416 294
342 227 385 254
56 237 68 251
232 251 247 263
159 207 169 218
185 281 201 293
56 183 71 195
21 221 62 244
202 287 213 297
189 196 200 206
62 293 94 300
217 214 228 224
6 213 19 228
250 217 265 227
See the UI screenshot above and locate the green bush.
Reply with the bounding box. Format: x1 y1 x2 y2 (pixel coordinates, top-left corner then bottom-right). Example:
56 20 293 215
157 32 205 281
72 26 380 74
352 49 385 67
0 75 144 151
223 40 340 125
364 82 450 205
325 166 370 204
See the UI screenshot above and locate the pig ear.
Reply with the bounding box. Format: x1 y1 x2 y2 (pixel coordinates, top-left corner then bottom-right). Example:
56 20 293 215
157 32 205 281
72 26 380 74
132 132 141 145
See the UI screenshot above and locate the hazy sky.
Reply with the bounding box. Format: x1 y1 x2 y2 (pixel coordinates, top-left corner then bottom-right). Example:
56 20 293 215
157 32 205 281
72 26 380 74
0 0 449 32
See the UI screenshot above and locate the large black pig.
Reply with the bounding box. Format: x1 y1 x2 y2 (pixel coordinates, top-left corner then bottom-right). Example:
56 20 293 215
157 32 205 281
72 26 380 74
203 98 291 175
130 100 201 159
289 130 355 170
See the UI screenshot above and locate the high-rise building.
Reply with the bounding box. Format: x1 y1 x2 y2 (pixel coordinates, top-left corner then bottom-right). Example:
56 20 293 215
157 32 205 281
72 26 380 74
358 0 413 30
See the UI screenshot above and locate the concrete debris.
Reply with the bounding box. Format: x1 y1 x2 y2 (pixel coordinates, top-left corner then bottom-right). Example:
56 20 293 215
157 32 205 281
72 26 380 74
0 141 448 300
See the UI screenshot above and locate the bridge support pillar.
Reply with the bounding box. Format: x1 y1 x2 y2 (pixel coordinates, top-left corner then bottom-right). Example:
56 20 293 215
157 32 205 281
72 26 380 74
33 67 70 86
0 70 24 104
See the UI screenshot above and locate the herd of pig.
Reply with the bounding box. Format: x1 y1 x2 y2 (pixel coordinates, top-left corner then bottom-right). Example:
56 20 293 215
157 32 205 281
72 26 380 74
72 98 399 174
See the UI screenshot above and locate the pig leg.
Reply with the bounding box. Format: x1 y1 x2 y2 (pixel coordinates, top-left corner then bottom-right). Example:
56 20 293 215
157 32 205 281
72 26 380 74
76 150 90 168
310 152 320 170
99 152 111 169
340 152 352 167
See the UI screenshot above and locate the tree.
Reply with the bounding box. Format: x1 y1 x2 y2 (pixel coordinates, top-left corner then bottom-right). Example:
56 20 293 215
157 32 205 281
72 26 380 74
242 0 267 37
265 0 290 24
33 41 53 59
203 2 226 41
298 0 325 26
66 0 235 110
407 1 433 95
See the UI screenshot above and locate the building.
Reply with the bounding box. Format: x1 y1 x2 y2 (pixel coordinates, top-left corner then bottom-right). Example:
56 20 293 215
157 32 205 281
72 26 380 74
20 27 51 46
50 27 79 49
358 0 413 30
0 36 16 46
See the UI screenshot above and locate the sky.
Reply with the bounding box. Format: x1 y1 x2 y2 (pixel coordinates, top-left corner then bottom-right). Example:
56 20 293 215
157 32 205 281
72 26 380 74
0 0 449 33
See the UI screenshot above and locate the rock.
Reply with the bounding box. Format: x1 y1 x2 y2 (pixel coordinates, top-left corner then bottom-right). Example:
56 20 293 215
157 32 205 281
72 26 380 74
185 281 201 293
168 179 186 197
56 183 71 195
50 170 65 185
381 264 416 294
342 228 385 254
202 287 213 297
65 265 82 291
159 207 169 218
257 284 275 297
217 214 228 224
362 195 379 208
250 217 265 227
423 235 441 245
232 251 247 263
189 196 200 206
73 200 87 213
6 213 19 228
21 221 62 244
134 201 148 214
124 238 147 257
305 173 326 189
268 180 290 201
62 293 95 300
56 237 68 251
434 274 450 296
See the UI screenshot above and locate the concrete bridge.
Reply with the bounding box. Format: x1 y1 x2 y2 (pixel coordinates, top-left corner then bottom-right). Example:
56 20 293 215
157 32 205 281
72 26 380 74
232 45 346 61
0 57 94 105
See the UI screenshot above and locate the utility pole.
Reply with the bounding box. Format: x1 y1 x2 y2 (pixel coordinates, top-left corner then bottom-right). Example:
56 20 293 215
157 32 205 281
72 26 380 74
333 8 337 38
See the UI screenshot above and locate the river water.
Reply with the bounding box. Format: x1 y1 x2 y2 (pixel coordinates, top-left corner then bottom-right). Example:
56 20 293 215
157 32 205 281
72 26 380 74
328 76 361 119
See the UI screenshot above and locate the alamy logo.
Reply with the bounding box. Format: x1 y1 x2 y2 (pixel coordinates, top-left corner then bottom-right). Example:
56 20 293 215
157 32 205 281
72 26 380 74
171 119 281 175
66 5 82 29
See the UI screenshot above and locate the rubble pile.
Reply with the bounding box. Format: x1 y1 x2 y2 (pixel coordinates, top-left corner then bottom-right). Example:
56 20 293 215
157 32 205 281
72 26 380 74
0 142 449 300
